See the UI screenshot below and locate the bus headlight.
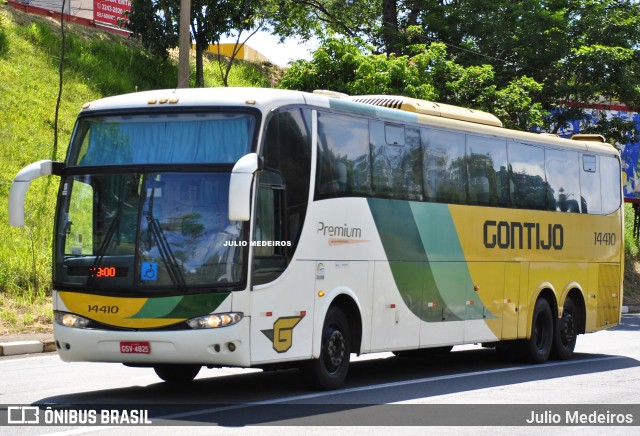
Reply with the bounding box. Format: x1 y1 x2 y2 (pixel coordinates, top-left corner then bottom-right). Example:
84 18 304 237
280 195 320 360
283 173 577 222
54 311 91 328
186 312 243 329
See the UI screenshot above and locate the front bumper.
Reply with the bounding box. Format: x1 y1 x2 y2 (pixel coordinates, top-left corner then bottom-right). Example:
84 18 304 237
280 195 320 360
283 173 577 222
53 317 251 367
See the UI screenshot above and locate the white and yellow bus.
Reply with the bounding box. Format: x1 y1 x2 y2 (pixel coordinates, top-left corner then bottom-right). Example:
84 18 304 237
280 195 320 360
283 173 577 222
9 88 623 389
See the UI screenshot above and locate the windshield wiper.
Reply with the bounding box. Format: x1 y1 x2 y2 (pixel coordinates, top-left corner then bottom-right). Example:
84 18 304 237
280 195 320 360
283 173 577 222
144 181 187 292
86 206 121 289
144 211 187 291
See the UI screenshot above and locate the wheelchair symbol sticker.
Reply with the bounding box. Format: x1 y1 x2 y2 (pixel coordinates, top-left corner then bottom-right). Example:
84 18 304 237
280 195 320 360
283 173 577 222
141 262 158 281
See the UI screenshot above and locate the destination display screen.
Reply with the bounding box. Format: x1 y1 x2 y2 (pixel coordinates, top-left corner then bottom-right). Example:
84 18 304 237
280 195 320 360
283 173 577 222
67 266 129 278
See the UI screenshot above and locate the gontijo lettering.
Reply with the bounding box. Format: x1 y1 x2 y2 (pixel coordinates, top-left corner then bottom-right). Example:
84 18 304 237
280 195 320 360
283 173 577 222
484 220 564 250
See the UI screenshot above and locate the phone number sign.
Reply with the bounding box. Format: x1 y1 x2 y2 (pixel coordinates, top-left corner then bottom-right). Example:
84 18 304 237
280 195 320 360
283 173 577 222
93 0 131 27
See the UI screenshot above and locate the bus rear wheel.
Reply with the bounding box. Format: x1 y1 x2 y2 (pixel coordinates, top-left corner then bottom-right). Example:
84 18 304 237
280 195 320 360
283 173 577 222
153 364 201 383
551 297 578 360
518 298 554 363
301 306 351 390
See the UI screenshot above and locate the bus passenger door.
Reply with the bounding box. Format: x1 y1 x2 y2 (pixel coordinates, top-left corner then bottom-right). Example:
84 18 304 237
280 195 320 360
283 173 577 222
249 175 315 365
250 260 316 364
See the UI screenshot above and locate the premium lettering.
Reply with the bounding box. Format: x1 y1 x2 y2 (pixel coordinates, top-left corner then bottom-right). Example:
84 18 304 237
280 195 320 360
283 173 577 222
317 221 362 238
483 220 563 250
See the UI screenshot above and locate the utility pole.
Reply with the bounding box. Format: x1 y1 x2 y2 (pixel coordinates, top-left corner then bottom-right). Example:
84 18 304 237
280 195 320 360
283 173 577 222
178 0 191 88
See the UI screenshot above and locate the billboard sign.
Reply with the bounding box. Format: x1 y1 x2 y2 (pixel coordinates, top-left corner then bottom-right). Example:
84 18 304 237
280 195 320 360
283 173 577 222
93 0 131 28
556 104 640 202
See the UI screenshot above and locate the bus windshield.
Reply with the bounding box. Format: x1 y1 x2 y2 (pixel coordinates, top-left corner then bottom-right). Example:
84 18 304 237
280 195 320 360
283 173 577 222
55 172 245 293
53 111 256 294
68 112 256 166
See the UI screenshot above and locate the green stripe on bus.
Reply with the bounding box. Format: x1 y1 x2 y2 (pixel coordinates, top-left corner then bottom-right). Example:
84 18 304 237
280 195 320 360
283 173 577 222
368 199 492 322
128 296 182 319
165 292 229 318
368 198 461 322
409 202 470 319
129 293 229 319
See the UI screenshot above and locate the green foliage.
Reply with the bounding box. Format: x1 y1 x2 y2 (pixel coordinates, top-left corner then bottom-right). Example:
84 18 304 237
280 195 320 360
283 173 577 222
624 203 640 258
204 57 274 88
125 0 265 87
0 14 8 57
277 0 640 143
488 76 546 131
18 19 176 95
124 0 179 59
280 38 546 130
279 38 362 94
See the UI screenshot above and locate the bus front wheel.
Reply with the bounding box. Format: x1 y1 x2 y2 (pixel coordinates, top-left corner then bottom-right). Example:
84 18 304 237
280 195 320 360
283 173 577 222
301 306 351 390
519 298 554 363
153 364 201 383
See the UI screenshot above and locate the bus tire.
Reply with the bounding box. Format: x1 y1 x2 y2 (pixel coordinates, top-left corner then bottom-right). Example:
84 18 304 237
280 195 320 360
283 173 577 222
551 297 578 360
153 364 201 383
519 298 554 363
301 306 350 390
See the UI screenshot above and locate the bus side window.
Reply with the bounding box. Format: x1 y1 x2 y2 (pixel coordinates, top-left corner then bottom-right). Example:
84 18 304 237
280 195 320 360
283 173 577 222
254 107 312 285
253 172 287 285
546 148 581 212
508 142 547 210
370 121 423 200
580 154 601 214
63 179 94 255
421 128 467 204
601 155 622 215
466 135 508 207
316 112 371 198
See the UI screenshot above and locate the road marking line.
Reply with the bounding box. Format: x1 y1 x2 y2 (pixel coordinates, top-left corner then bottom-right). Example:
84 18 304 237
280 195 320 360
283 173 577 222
26 354 640 434
156 355 631 421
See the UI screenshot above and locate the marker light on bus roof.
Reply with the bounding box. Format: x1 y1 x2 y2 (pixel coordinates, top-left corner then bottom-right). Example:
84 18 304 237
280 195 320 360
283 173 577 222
186 312 243 329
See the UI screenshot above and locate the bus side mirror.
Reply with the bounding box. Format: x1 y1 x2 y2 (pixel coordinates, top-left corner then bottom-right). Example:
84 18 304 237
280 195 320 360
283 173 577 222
229 153 261 221
9 160 59 227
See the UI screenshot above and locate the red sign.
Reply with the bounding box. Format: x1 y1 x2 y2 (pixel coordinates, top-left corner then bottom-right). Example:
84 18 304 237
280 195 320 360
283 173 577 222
93 0 131 28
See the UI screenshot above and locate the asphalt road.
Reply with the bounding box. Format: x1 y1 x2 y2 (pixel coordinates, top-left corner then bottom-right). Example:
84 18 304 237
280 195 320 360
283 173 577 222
2 315 640 435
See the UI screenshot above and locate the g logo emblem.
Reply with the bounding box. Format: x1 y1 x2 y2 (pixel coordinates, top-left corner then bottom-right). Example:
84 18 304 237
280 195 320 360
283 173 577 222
261 316 304 353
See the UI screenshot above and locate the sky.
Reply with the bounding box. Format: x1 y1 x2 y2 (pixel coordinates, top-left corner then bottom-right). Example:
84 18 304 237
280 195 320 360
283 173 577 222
220 32 318 67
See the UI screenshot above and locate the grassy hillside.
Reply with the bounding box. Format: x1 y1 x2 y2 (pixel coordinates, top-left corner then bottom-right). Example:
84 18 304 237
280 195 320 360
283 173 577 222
0 5 275 333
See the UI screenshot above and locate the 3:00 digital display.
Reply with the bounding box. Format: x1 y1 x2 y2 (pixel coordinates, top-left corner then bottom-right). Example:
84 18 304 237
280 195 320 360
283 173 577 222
89 266 127 278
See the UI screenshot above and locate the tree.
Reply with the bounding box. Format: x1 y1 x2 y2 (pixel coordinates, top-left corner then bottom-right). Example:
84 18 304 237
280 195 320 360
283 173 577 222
280 38 546 130
125 0 179 59
125 0 263 87
264 0 380 47
275 0 640 140
415 0 640 136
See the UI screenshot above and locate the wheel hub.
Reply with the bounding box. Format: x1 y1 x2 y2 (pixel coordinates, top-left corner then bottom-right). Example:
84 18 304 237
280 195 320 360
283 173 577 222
561 313 575 344
326 330 346 369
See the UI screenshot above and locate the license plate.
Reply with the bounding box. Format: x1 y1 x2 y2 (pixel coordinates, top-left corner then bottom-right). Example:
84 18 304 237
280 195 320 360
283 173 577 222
120 341 150 354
